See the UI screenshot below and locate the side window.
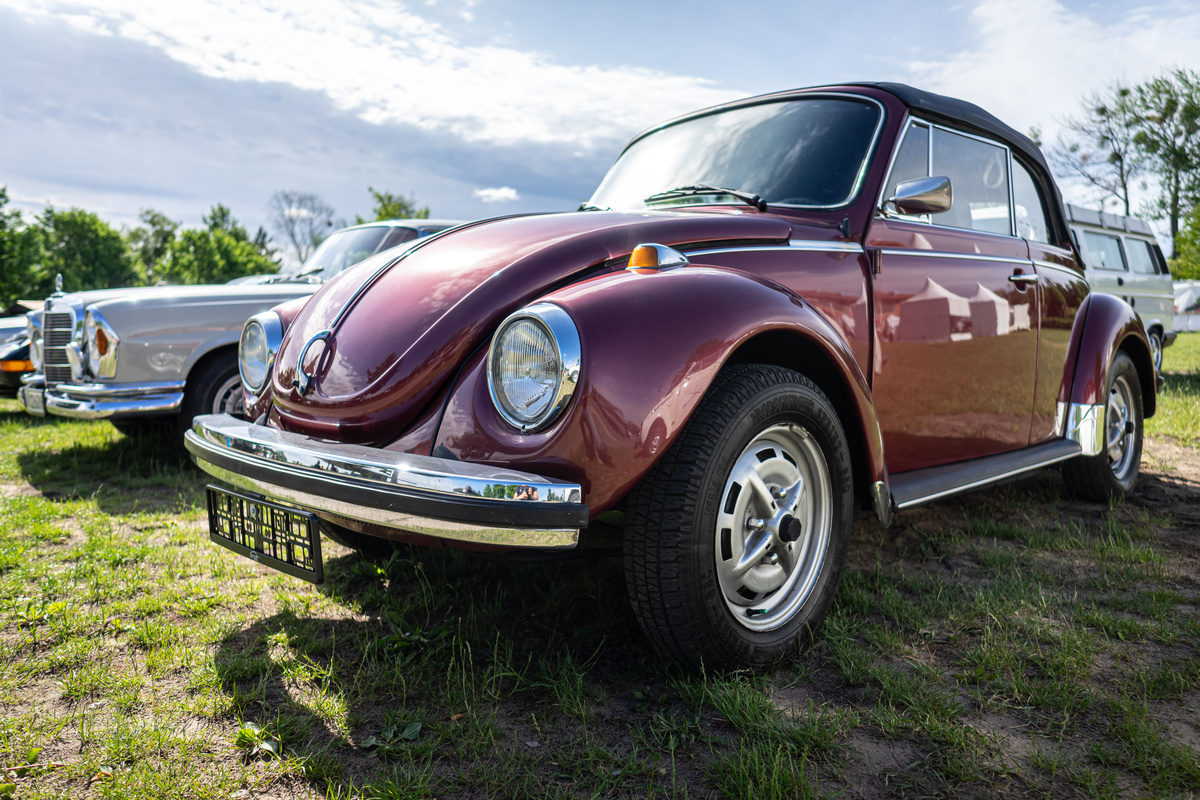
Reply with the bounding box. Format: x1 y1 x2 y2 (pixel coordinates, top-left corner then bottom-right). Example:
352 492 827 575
1124 239 1157 274
1012 160 1050 243
884 122 930 206
931 127 1011 235
1082 231 1127 271
381 227 418 250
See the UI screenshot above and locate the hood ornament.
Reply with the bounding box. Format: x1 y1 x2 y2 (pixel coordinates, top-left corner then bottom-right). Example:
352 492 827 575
55 273 63 293
292 329 331 396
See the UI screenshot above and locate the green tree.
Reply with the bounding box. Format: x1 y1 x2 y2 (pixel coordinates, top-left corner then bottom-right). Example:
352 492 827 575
1131 68 1200 256
158 205 279 284
125 208 179 283
354 187 429 224
1172 205 1200 280
1051 82 1145 215
0 187 47 308
39 206 138 292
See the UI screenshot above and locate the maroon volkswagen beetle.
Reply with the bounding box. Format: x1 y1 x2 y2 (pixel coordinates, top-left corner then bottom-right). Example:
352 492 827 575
187 83 1155 671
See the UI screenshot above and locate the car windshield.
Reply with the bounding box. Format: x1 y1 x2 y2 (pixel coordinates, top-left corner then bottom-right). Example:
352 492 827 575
283 226 393 281
587 97 881 212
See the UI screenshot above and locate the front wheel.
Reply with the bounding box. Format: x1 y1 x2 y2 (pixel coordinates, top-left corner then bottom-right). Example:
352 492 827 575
1062 350 1143 501
178 355 245 434
623 364 854 671
1148 330 1163 373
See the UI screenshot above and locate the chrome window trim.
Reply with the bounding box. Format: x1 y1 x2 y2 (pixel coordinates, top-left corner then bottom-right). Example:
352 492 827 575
609 93 888 212
688 241 865 258
876 117 932 223
487 303 582 433
876 115 1017 238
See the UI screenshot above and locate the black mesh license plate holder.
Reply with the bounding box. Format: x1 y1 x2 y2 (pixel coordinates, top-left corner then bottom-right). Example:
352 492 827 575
206 484 324 584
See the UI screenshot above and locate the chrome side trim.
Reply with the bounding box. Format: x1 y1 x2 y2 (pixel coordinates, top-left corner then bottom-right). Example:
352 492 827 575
689 241 864 258
53 380 185 397
879 249 1032 266
1055 401 1105 457
871 481 893 528
1032 260 1084 280
186 414 585 549
894 447 1082 511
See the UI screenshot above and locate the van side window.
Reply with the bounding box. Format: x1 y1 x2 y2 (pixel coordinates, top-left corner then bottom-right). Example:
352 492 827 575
884 122 930 207
1012 160 1050 243
1083 231 1127 270
1125 239 1158 274
931 127 1011 234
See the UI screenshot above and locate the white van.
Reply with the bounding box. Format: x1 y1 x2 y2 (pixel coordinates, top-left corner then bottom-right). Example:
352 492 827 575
1067 203 1177 369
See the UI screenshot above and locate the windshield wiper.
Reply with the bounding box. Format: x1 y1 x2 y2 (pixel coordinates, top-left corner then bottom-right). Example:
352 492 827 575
644 184 767 212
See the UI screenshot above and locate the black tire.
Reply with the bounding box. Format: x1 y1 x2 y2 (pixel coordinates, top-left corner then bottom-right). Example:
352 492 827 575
623 364 854 671
1062 351 1143 502
1148 330 1163 373
178 355 244 434
319 520 400 561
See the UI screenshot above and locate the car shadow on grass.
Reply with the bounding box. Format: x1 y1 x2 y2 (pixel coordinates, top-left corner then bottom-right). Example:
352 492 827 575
10 411 205 515
211 546 669 795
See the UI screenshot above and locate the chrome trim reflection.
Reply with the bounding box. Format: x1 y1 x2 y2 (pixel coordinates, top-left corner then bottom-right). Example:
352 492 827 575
879 249 1032 266
1055 401 1105 457
239 311 284 394
186 413 583 549
487 303 582 433
688 241 864 258
41 381 185 419
1032 260 1084 279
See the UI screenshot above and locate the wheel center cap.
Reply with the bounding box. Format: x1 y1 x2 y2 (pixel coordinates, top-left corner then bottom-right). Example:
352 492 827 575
778 514 803 543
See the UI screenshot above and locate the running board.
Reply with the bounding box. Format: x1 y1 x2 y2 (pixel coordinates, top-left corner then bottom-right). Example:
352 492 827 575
890 439 1082 511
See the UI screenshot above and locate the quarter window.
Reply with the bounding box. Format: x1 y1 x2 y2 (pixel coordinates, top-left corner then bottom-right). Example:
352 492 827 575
931 128 1011 235
884 122 930 204
1124 239 1157 274
1082 232 1127 271
1012 160 1050 243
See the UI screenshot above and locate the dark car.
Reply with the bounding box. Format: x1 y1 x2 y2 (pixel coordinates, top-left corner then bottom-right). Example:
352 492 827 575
187 83 1156 671
0 333 32 398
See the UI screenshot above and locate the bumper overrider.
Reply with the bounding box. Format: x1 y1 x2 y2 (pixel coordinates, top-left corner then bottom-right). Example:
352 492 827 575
185 413 589 550
18 377 184 419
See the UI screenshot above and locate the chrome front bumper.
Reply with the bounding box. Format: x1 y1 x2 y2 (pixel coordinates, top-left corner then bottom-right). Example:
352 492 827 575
18 377 184 420
184 413 588 549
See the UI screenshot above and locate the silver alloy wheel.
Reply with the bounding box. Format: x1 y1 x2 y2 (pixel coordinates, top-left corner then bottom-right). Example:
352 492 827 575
1149 332 1163 372
714 423 832 632
1105 373 1137 482
212 373 245 416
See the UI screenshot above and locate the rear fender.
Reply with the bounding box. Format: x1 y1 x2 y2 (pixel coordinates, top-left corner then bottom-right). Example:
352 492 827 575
431 266 887 521
1057 293 1155 453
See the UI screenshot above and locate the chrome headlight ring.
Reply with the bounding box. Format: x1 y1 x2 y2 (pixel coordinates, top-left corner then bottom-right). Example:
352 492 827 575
239 311 284 394
83 308 120 379
487 303 582 433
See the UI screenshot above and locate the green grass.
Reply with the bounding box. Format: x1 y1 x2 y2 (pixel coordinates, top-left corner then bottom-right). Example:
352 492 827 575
1 372 1200 798
1147 331 1200 445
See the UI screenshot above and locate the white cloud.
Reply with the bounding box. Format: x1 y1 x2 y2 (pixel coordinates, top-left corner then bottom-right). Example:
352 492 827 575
473 186 519 203
904 0 1200 142
0 0 738 149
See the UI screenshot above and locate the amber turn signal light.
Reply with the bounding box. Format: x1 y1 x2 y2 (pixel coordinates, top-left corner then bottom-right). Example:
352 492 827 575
628 245 660 269
0 360 34 372
95 329 109 356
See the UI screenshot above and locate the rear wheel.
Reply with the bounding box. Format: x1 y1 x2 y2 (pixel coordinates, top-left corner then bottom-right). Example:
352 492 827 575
623 364 853 671
1062 351 1143 501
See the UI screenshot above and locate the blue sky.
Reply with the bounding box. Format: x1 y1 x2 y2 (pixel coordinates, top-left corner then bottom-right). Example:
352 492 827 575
2 0 1199 255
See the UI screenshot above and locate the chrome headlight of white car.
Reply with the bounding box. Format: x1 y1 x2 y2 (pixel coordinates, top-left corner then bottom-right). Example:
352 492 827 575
487 303 582 432
239 311 284 393
83 309 120 379
26 314 42 370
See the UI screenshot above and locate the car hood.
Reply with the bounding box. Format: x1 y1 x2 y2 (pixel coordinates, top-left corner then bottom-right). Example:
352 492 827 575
272 210 794 440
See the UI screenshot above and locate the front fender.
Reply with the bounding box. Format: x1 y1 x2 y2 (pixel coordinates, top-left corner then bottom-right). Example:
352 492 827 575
431 266 884 518
1061 292 1156 420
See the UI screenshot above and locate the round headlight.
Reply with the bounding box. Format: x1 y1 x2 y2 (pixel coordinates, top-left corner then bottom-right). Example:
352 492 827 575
487 303 581 431
239 319 270 391
238 311 284 394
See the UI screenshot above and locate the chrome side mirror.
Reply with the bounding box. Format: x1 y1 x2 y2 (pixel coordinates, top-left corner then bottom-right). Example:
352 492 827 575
884 176 952 216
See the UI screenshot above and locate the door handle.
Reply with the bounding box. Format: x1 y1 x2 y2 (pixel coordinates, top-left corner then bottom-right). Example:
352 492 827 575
1008 273 1039 285
1117 277 1125 286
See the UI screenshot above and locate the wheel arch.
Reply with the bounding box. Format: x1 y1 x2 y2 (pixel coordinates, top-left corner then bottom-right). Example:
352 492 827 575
183 343 239 398
1062 293 1156 421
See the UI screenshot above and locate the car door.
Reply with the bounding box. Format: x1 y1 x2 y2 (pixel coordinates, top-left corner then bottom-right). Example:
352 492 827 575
865 119 1039 473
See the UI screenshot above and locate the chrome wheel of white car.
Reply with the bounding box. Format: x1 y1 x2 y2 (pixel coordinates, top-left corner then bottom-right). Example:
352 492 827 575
211 372 245 416
1148 331 1163 373
714 423 832 632
624 364 853 671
